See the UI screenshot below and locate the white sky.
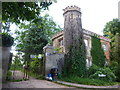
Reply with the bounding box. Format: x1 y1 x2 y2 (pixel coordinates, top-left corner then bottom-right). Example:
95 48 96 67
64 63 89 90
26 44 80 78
43 0 119 35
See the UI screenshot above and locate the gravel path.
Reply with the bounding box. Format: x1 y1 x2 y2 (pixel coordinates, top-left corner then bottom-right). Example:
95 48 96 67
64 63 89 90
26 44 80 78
3 71 118 89
2 78 74 88
2 70 74 88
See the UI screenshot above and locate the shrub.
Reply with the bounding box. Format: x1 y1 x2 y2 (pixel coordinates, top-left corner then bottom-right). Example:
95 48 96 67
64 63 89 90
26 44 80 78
60 75 118 86
30 56 43 75
0 33 14 47
53 47 61 52
89 67 116 81
108 61 120 81
88 64 100 76
36 75 44 79
109 61 118 73
6 71 12 81
115 65 120 81
58 73 63 79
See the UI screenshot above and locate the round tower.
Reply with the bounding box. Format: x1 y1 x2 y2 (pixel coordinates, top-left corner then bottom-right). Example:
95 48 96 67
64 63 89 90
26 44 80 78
63 5 83 53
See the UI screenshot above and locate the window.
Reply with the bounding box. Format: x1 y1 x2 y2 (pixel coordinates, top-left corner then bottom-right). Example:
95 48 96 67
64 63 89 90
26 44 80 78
59 39 63 46
70 14 73 19
102 44 107 51
84 39 88 47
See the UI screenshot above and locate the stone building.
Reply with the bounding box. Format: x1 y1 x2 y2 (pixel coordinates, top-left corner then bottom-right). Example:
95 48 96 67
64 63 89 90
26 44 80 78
52 6 111 67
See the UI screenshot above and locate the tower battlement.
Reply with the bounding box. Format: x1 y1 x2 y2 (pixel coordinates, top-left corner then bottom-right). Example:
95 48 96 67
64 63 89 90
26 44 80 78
63 5 81 14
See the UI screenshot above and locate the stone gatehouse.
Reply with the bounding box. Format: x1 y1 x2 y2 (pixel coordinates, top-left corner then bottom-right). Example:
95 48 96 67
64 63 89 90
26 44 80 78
52 5 111 67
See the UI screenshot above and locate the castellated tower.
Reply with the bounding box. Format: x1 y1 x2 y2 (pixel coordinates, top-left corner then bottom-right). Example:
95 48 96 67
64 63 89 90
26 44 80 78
63 5 83 53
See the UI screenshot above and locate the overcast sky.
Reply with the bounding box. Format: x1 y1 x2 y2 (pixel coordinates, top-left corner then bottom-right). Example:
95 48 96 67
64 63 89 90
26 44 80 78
43 0 119 35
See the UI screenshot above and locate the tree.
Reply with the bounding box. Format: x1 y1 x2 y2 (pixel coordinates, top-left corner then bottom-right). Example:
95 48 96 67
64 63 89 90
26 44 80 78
15 13 61 62
103 19 120 47
103 19 120 61
15 27 48 54
11 55 23 70
2 2 52 32
15 14 62 78
112 33 120 63
91 36 106 67
19 14 62 43
110 33 120 81
2 2 52 24
1 2 53 81
103 19 120 38
103 19 120 81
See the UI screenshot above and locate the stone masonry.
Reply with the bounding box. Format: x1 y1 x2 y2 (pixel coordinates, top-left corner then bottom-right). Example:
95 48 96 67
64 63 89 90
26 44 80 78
63 5 83 54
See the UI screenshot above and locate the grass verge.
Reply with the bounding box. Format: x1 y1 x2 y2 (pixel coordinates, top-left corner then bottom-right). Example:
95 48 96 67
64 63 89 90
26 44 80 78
60 76 119 86
6 78 29 82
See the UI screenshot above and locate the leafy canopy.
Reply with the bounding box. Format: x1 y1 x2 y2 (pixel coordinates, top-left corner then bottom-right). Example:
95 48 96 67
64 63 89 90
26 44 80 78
103 19 120 61
103 19 120 43
2 2 52 32
15 14 62 54
2 2 52 24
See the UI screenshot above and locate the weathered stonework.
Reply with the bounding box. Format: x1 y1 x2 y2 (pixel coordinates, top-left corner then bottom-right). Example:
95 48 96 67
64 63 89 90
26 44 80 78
43 44 64 77
52 6 111 66
63 5 83 54
1 47 11 82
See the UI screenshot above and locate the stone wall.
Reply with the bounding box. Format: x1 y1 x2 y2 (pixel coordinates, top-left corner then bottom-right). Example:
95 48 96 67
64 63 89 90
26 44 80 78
43 45 64 77
1 47 11 82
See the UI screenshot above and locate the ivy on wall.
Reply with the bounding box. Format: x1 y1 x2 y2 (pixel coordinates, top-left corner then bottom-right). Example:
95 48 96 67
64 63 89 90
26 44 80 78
91 36 106 67
63 41 87 77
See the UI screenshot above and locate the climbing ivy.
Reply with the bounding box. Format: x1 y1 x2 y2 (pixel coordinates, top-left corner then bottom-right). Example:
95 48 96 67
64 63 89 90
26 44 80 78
63 40 87 77
91 36 106 67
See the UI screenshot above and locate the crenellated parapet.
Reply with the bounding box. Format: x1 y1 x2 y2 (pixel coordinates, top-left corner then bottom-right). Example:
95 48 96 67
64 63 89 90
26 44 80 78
63 5 81 15
52 29 111 42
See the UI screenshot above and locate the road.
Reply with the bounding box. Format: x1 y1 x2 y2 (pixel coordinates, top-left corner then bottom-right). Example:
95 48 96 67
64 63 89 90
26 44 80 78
2 70 89 89
3 78 74 88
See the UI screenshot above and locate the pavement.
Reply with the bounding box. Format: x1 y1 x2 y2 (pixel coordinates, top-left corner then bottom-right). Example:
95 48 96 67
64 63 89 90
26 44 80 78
2 78 74 88
57 81 120 89
2 70 74 89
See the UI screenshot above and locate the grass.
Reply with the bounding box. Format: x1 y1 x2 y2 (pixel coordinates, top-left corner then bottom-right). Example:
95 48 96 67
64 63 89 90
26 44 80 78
60 76 119 86
29 72 45 80
6 69 29 82
9 79 23 82
6 78 29 82
54 81 95 89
